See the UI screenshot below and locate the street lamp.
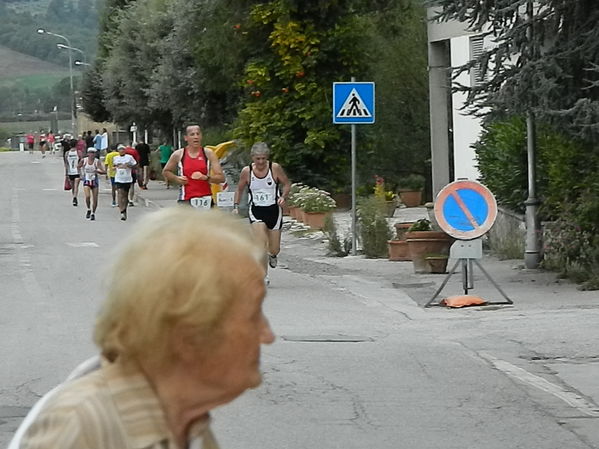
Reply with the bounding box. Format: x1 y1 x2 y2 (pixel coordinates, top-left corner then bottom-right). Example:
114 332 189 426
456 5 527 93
74 60 92 67
37 28 76 134
57 43 86 64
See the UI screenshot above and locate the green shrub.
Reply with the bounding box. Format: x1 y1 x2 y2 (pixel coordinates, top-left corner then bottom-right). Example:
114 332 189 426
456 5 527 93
408 218 432 231
324 214 351 257
398 174 425 191
357 195 392 258
475 116 599 288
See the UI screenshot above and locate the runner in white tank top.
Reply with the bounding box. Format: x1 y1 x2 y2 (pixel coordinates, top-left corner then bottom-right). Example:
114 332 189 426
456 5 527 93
233 142 291 285
65 147 82 206
80 148 106 221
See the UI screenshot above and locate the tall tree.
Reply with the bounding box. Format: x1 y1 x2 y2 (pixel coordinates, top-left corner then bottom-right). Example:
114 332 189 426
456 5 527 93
428 0 599 140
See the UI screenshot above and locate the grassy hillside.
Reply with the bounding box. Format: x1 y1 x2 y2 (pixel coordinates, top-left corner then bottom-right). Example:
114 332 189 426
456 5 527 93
0 45 68 80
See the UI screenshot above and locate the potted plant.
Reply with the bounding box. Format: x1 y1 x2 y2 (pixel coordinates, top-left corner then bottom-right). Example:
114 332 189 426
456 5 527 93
397 174 425 207
405 219 453 273
387 221 413 261
299 188 337 229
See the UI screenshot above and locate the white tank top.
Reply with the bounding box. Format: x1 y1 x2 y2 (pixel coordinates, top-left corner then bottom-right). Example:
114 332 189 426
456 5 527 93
66 150 79 175
248 163 278 207
83 159 98 182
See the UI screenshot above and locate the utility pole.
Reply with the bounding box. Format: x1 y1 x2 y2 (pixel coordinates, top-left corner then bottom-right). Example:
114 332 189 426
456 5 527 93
524 0 541 269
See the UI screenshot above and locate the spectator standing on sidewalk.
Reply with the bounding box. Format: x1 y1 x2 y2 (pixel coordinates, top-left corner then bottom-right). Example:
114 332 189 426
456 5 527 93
93 129 102 157
162 125 224 209
100 127 109 156
85 130 94 149
135 138 151 190
13 207 274 449
233 142 291 285
114 144 137 221
159 141 173 189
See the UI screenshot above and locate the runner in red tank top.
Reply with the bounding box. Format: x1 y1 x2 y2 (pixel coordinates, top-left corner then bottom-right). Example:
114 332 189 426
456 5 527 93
161 125 225 208
179 147 212 200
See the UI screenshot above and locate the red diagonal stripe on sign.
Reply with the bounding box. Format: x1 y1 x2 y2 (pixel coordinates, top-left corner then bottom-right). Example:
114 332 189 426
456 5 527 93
450 191 480 230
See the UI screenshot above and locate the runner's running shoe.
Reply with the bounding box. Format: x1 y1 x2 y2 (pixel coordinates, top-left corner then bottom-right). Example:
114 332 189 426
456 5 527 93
268 254 278 268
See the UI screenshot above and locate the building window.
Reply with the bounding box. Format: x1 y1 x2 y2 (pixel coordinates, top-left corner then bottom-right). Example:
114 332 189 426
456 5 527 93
469 35 486 86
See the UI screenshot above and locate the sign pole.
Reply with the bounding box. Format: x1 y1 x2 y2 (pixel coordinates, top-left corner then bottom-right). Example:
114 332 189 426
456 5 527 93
332 79 375 256
351 122 357 255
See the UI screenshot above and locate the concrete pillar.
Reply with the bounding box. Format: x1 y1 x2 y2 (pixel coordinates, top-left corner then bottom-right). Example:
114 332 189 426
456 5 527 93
428 40 451 197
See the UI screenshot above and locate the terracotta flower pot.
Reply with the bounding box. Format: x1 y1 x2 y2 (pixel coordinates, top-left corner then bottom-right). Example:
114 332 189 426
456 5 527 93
394 222 414 240
331 193 351 211
289 206 299 220
406 231 453 273
387 240 411 261
304 211 328 229
398 189 422 207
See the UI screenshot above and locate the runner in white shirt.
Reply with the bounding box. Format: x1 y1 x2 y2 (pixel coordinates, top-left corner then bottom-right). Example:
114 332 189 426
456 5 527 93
233 142 290 285
80 148 106 221
64 147 82 206
113 144 137 221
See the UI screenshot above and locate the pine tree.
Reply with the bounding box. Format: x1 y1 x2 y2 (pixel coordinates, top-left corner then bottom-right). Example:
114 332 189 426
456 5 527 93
428 0 599 140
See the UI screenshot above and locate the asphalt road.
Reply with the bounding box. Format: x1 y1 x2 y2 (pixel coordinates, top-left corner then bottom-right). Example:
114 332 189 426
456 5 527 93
1 151 599 448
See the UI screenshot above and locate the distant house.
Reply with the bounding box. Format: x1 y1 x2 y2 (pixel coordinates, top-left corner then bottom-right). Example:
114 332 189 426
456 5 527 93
427 8 487 196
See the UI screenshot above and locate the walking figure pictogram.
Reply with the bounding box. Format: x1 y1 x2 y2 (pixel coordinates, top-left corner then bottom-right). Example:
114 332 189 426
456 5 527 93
347 93 362 116
337 88 372 118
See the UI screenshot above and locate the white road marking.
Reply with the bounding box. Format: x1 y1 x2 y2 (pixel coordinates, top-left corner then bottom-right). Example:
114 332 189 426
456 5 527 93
42 189 58 191
481 352 599 417
31 161 41 164
66 242 100 248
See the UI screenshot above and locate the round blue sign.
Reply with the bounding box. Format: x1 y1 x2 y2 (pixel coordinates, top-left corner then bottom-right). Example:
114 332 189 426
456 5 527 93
434 180 497 240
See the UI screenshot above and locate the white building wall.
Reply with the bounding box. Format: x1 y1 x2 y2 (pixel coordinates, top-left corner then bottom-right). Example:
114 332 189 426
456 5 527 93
450 36 482 182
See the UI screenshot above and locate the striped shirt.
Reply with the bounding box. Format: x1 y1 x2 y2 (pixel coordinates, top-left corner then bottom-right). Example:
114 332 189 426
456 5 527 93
19 361 220 449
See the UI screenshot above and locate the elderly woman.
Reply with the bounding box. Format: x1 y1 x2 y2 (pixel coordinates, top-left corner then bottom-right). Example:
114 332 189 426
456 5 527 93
17 208 275 449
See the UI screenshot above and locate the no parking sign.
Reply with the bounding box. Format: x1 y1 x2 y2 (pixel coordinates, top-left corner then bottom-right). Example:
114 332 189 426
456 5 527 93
434 180 497 240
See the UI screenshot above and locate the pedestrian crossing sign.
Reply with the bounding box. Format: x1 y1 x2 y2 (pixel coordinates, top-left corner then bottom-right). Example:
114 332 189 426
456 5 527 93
333 82 375 124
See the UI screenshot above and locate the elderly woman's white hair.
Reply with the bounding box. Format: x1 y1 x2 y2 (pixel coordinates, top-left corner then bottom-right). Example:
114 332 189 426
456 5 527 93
250 142 270 157
94 208 264 366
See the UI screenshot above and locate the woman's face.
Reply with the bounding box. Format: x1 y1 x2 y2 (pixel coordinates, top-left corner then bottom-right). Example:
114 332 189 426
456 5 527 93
174 256 274 401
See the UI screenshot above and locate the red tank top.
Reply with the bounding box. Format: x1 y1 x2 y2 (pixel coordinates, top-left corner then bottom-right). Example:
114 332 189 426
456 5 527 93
179 147 211 200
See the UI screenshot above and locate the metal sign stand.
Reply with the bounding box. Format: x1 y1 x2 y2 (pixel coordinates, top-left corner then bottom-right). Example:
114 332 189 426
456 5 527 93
425 239 513 308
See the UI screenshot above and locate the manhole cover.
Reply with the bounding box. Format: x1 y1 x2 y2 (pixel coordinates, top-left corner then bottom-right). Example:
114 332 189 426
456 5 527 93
281 335 373 343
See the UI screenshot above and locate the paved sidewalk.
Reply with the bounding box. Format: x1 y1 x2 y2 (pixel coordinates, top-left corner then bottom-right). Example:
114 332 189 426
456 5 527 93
135 179 598 310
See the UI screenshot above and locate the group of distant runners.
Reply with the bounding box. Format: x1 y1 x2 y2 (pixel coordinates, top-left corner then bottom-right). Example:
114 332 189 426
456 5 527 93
31 124 290 283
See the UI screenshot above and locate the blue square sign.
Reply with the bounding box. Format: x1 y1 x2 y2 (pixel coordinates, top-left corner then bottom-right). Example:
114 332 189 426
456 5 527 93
333 82 375 124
